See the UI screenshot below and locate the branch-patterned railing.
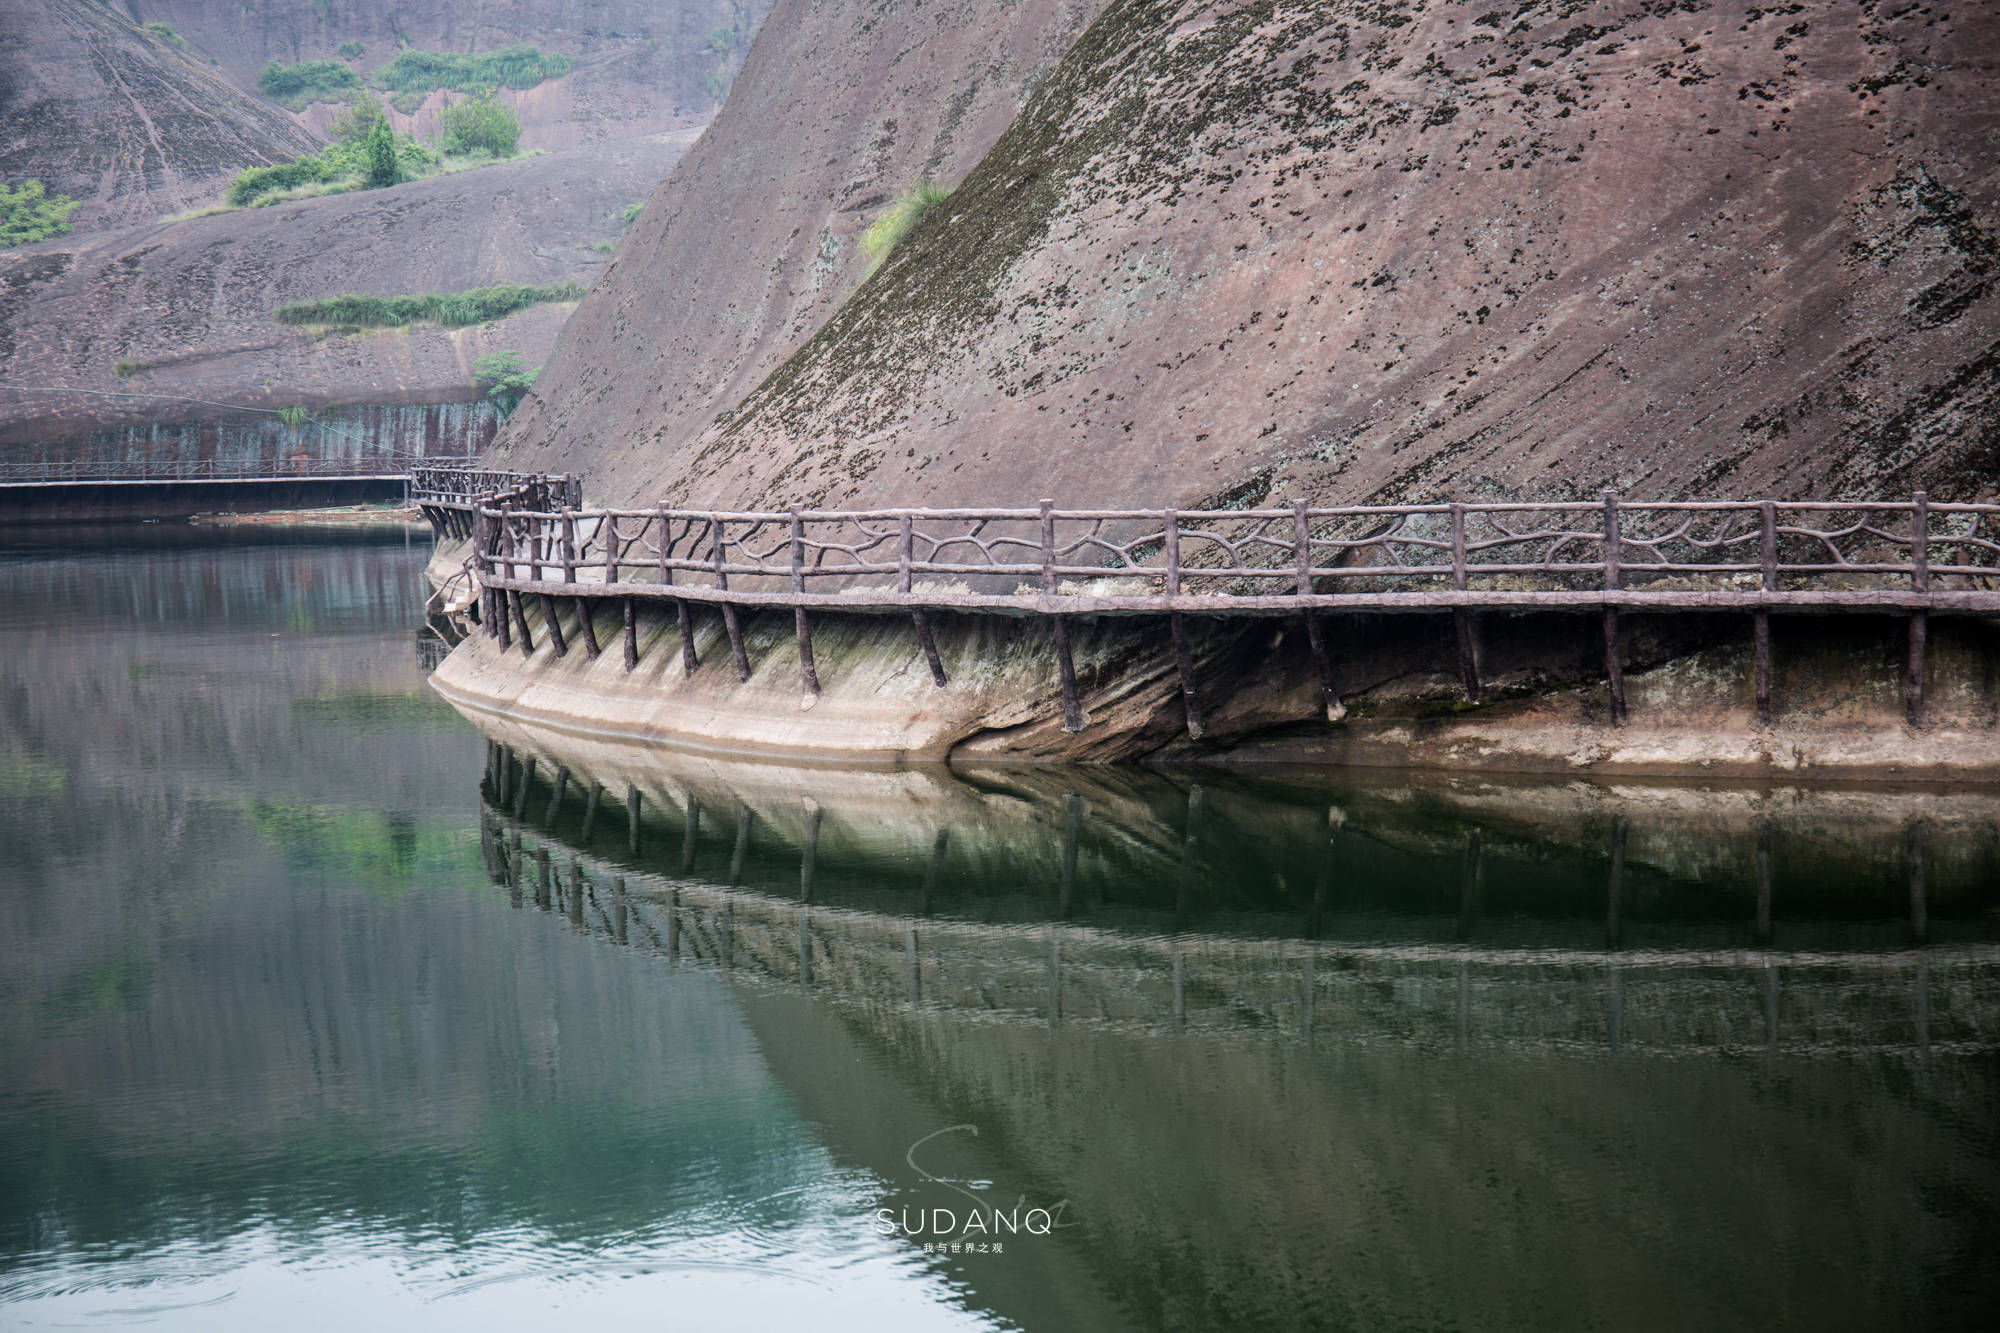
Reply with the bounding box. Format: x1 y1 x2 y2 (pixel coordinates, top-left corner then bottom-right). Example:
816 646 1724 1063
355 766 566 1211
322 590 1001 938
442 480 2000 738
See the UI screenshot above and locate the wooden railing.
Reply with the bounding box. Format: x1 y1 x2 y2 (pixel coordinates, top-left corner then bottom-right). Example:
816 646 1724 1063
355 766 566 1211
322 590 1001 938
446 484 2000 736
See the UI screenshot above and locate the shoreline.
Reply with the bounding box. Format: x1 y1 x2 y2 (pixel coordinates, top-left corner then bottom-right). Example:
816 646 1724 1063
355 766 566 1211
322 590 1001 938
428 594 2000 783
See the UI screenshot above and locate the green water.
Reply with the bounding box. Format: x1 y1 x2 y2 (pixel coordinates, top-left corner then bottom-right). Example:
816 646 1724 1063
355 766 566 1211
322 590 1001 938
1 527 1995 1330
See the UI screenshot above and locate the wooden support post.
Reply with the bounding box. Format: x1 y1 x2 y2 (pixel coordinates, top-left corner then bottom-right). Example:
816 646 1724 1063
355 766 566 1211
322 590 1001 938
623 597 637 672
542 593 568 657
1909 490 1929 728
603 513 619 585
790 508 820 696
581 781 601 844
654 506 692 676
1165 510 1204 739
900 515 948 686
535 845 551 910
514 757 535 820
678 600 698 677
568 860 584 929
1601 490 1626 726
495 744 511 807
1450 502 1481 704
1756 501 1776 725
712 517 750 682
1293 500 1338 718
626 784 641 856
508 589 533 655
1042 499 1086 733
569 509 597 660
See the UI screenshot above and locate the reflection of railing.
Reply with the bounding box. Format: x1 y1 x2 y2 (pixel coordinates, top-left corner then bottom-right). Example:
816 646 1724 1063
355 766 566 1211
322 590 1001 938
0 454 462 483
473 743 1996 1058
461 489 2000 733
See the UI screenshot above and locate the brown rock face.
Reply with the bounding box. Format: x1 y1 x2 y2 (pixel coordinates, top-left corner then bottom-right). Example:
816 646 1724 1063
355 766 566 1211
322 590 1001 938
0 1 320 232
486 0 1110 501
497 0 1998 510
0 133 696 453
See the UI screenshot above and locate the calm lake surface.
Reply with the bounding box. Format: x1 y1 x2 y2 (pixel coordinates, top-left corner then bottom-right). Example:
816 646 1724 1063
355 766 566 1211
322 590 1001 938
2 526 1997 1331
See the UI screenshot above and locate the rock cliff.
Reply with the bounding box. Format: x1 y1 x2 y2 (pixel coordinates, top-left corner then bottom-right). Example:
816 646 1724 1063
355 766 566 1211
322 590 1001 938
495 0 1999 510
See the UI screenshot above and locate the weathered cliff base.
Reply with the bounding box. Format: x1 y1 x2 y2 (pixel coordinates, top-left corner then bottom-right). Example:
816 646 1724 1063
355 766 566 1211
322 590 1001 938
429 597 2000 780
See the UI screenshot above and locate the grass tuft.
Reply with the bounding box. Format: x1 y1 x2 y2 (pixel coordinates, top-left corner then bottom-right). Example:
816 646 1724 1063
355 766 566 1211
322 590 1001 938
861 182 952 275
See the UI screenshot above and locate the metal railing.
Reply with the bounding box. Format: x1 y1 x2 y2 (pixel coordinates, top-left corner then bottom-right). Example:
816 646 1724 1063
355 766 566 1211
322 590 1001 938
441 484 1999 736
0 454 466 484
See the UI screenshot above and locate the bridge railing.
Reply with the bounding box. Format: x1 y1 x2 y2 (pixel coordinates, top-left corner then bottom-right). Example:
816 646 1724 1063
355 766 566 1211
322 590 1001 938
457 489 1999 734
0 454 460 483
473 494 2000 598
411 466 580 510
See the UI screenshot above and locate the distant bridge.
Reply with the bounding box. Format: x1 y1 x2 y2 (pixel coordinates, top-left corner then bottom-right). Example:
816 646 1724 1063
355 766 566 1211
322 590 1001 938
0 453 481 521
412 466 2000 734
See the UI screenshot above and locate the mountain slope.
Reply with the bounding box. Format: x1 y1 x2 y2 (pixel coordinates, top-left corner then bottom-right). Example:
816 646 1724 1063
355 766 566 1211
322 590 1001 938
0 1 320 231
487 0 1109 499
500 0 1999 509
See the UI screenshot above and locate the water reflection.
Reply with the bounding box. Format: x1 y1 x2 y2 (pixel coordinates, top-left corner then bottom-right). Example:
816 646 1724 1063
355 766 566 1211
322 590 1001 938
457 726 2000 1328
3 526 1998 1330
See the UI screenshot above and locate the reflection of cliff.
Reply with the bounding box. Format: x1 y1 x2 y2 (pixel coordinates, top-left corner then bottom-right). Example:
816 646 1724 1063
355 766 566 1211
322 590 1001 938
765 998 2000 1333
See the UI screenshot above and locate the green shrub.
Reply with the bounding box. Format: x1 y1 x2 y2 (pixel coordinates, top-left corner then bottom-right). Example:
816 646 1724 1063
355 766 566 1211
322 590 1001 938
114 359 148 378
373 44 571 94
389 90 425 114
226 157 334 207
337 40 365 60
622 201 643 227
1 180 82 245
143 23 189 51
708 27 737 54
363 120 401 188
861 181 951 274
437 93 521 157
257 59 362 109
473 350 539 416
273 282 583 330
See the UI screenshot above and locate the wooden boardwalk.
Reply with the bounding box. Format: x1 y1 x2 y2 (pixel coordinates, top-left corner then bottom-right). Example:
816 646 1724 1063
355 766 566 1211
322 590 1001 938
414 467 2000 735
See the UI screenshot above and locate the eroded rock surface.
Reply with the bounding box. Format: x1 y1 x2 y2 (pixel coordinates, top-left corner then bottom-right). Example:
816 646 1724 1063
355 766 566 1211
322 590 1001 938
497 0 1999 509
